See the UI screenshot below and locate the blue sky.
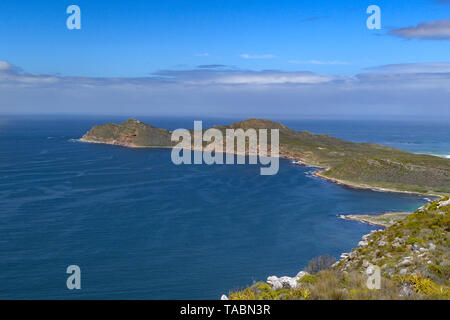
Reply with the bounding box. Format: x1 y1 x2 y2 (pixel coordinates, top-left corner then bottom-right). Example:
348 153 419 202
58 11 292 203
0 0 450 117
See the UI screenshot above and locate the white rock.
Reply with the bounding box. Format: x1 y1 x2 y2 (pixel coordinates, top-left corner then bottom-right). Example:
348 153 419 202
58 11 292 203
399 258 412 267
429 243 436 250
399 268 408 275
437 199 450 208
267 271 309 290
267 276 296 290
358 240 368 247
267 276 283 290
340 253 349 260
221 294 229 300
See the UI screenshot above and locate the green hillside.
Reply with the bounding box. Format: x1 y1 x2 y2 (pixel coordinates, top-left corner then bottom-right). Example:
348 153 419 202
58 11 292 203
81 118 450 195
228 197 450 300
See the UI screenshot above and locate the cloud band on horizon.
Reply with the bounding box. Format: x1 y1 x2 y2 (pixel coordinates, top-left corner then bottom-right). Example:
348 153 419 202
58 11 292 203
0 61 449 118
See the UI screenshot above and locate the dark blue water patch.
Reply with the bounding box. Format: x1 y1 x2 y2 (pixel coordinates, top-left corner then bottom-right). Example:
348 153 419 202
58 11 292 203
0 117 430 299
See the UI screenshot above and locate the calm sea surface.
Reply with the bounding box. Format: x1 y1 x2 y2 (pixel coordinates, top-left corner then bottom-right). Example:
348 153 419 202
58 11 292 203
0 116 448 299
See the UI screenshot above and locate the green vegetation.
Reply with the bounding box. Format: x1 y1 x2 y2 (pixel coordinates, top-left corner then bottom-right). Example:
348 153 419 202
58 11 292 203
229 198 450 300
81 119 450 299
81 118 450 196
304 254 335 274
81 118 174 147
343 212 412 227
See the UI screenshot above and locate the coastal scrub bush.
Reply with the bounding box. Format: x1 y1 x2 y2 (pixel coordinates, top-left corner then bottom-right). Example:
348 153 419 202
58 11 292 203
406 237 424 245
230 197 450 300
287 287 311 300
297 274 318 285
305 254 336 274
228 282 311 300
228 287 259 300
399 274 450 298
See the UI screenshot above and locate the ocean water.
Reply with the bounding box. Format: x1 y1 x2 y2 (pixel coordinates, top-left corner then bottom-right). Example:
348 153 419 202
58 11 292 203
0 116 447 299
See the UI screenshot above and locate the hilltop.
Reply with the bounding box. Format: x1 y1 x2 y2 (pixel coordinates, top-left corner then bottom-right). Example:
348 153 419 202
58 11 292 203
228 197 450 300
80 118 450 196
80 118 174 148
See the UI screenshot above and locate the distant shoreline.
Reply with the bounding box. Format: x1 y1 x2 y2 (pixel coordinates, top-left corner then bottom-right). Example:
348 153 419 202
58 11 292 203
79 136 442 199
339 212 412 227
313 170 442 198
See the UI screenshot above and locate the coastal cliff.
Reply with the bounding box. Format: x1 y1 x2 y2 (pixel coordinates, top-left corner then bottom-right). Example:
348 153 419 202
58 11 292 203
81 118 450 196
228 197 450 300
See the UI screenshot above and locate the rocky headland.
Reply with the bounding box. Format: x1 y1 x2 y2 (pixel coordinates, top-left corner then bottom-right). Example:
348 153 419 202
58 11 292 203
81 118 450 196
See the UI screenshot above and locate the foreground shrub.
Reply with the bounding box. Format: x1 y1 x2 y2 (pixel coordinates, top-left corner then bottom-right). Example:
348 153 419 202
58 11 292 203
305 254 336 274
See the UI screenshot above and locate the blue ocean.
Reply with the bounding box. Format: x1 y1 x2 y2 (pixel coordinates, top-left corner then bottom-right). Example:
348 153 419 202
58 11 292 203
0 116 448 299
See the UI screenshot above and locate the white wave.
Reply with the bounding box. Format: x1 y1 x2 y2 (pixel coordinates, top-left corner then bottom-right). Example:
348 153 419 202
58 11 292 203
433 154 450 159
414 152 450 159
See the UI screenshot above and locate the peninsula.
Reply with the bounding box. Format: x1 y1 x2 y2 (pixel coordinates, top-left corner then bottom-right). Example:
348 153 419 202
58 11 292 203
81 118 450 196
340 212 413 228
81 118 450 299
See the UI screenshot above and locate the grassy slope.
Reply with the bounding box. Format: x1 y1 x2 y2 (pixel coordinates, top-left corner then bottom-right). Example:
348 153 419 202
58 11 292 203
81 118 450 195
229 197 450 300
276 128 450 196
343 212 412 227
81 119 174 147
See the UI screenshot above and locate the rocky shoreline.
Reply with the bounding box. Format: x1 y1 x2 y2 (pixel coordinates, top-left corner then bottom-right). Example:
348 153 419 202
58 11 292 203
340 212 412 227
80 118 450 196
313 170 442 198
227 196 450 300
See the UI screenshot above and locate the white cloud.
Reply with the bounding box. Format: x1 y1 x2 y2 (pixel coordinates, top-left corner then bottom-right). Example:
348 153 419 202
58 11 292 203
150 69 334 85
215 72 334 85
389 19 450 40
368 62 450 73
1 60 450 118
240 54 276 59
0 61 13 71
289 60 349 65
